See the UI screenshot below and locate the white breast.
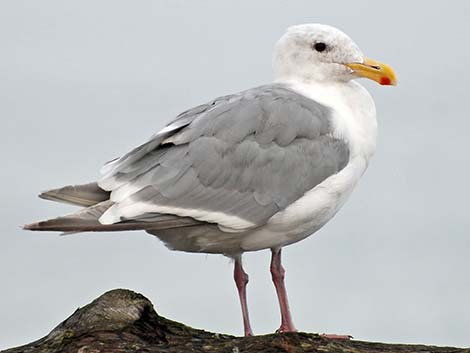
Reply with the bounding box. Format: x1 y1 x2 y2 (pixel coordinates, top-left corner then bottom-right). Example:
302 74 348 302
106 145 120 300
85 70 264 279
240 79 378 252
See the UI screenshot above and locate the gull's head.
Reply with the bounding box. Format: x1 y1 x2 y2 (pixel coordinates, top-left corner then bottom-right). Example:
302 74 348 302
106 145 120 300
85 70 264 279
273 24 396 86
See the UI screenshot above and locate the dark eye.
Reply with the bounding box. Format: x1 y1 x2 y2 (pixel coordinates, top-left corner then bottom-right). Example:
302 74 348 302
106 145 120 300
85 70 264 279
313 42 327 52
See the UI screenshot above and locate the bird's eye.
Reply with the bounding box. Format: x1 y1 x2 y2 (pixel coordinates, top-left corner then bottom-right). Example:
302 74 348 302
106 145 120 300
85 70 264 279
313 42 327 52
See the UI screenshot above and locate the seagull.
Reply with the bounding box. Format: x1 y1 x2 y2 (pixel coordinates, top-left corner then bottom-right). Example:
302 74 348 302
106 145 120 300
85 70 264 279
25 24 396 337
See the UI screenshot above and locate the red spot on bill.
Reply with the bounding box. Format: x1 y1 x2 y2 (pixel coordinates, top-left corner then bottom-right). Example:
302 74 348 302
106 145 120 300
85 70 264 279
380 77 392 85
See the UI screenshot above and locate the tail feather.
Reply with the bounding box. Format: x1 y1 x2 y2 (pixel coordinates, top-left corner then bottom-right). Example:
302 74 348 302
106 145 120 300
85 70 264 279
24 201 201 233
39 182 110 207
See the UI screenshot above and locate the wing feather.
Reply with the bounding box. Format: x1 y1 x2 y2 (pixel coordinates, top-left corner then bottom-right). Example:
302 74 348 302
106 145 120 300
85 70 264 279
98 84 349 231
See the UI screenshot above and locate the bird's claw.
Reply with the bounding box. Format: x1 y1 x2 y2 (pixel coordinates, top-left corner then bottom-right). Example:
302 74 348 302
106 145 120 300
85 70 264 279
275 326 297 334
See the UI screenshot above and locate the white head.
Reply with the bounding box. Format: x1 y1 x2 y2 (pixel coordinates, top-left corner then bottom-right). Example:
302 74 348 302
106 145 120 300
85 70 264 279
273 24 396 86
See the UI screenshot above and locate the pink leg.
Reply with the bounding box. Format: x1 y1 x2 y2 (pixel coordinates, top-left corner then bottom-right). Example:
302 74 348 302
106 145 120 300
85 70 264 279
270 248 296 333
234 257 254 336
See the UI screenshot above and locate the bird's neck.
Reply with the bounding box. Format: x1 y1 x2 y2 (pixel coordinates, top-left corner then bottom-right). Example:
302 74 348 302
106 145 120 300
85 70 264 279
275 77 378 162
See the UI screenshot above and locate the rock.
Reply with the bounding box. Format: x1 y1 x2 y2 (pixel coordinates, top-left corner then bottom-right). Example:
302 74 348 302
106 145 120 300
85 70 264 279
3 289 469 353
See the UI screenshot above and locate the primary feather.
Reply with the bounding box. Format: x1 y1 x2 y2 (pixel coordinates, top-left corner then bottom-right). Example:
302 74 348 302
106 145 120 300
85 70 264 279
39 182 110 207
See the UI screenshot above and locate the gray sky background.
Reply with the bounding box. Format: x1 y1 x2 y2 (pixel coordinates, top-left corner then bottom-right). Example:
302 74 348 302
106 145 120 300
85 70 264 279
1 0 470 349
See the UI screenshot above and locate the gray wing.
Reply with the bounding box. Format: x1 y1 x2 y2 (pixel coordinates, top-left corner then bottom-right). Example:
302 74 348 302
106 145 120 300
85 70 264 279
98 84 349 231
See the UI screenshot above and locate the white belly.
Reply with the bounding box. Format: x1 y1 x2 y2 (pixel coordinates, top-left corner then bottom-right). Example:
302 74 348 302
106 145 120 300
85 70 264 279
239 156 368 251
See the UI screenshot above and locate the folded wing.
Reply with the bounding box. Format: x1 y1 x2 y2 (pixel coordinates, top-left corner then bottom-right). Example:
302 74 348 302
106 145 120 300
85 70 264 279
99 84 350 232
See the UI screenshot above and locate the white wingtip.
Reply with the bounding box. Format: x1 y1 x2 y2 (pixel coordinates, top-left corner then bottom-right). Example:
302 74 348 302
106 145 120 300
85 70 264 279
98 205 121 225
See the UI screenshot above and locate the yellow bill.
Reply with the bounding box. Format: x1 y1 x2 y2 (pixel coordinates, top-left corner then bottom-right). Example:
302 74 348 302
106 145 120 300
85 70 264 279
346 57 397 86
